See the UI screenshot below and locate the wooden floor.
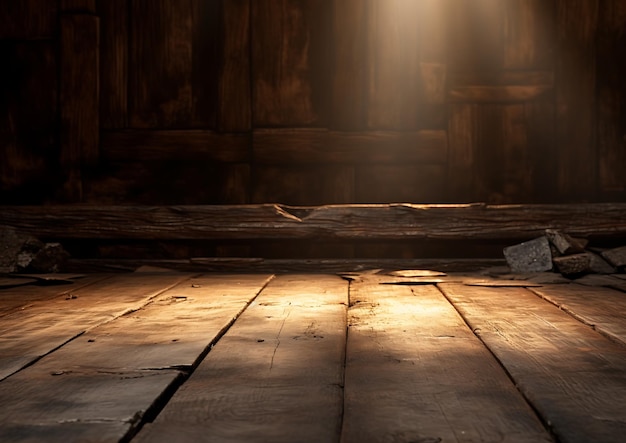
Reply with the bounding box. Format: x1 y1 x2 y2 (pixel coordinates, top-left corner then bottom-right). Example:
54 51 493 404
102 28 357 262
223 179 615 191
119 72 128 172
1 269 626 442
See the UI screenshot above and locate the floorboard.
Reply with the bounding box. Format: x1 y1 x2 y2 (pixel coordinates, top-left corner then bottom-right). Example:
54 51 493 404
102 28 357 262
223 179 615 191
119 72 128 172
0 273 193 380
0 274 273 443
135 274 348 443
439 282 626 443
531 282 626 345
341 276 552 443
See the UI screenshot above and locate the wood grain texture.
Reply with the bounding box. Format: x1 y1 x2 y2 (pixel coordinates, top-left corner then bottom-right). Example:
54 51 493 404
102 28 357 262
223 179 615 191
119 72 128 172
251 0 330 127
0 273 191 381
0 274 272 442
331 0 367 130
354 164 446 203
101 130 250 163
253 129 447 164
218 0 251 131
251 165 354 205
2 203 626 241
504 0 555 70
60 0 95 12
0 0 56 39
531 283 626 346
555 0 599 200
0 274 110 318
0 41 57 202
439 283 626 443
448 85 553 103
447 104 478 201
367 0 421 129
134 274 347 443
596 0 626 197
98 0 128 129
60 14 100 201
342 278 551 442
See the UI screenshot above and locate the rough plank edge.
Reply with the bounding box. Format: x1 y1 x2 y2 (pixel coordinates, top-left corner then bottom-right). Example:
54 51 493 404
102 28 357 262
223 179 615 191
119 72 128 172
1 203 626 241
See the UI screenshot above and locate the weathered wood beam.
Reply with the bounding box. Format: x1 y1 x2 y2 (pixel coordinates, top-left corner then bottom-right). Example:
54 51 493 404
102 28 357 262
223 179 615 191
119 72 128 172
1 203 626 241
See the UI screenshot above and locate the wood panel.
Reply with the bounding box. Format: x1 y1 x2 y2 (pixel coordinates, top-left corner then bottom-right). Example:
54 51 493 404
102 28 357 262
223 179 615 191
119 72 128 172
130 0 219 128
596 0 626 198
367 0 421 129
253 129 447 164
0 0 56 39
504 0 556 70
439 283 626 443
60 13 100 201
447 0 504 71
331 0 367 130
447 104 477 201
342 279 551 442
251 0 330 127
134 275 347 443
98 0 128 129
355 164 446 203
2 203 626 241
555 0 599 200
218 0 251 132
251 165 354 205
60 0 96 12
0 274 272 442
0 41 57 203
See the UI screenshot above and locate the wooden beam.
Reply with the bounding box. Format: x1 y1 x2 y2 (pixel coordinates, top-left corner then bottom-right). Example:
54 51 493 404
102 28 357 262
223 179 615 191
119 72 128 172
101 130 250 163
1 203 626 241
253 129 447 164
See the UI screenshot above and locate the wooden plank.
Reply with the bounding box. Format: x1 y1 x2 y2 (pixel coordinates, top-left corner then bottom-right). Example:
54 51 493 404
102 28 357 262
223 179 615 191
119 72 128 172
0 274 274 443
0 273 191 381
526 98 557 202
134 274 347 443
129 0 193 128
60 0 96 12
100 130 250 163
2 203 626 241
450 70 554 87
251 165 354 205
596 0 626 197
530 284 626 346
0 274 110 318
0 0 56 39
447 0 504 71
555 0 599 200
448 85 553 103
0 41 57 203
439 283 626 443
342 278 551 442
504 0 556 70
98 0 128 129
67 258 506 274
191 0 220 128
218 0 251 132
367 0 421 129
85 161 250 204
60 13 99 201
251 0 329 126
253 129 447 164
331 0 367 130
355 164 446 203
447 104 477 201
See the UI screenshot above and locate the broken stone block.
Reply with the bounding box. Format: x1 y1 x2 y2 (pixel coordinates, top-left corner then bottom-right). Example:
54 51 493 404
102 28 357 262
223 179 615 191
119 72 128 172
601 246 626 268
545 229 587 255
503 236 553 273
553 253 590 276
0 226 44 273
588 252 616 274
28 243 70 273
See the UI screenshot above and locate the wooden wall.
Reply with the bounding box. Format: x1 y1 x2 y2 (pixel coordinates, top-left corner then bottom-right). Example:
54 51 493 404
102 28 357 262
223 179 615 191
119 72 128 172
1 0 626 205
